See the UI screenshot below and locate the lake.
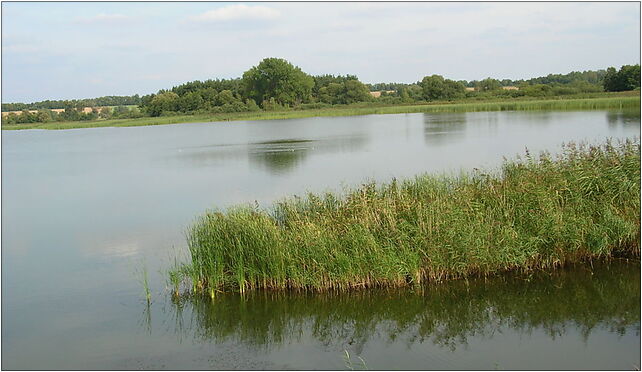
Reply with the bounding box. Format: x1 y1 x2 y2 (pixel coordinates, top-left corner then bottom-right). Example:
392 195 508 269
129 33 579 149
2 110 640 369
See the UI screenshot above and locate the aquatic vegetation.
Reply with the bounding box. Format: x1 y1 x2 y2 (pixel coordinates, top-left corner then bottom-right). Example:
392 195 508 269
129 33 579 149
343 349 368 370
169 261 640 350
137 265 152 303
172 139 640 294
3 95 639 130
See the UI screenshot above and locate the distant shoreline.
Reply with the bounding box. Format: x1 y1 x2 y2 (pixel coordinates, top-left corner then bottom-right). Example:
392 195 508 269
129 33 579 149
3 93 639 131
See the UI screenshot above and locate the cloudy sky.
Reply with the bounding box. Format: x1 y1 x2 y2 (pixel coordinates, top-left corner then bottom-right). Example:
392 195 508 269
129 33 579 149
2 2 640 103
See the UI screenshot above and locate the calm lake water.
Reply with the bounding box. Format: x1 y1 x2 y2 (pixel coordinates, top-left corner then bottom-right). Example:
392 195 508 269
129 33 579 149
2 110 640 369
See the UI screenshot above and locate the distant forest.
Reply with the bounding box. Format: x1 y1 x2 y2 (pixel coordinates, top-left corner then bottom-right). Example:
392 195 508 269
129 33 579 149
2 59 639 124
2 95 142 112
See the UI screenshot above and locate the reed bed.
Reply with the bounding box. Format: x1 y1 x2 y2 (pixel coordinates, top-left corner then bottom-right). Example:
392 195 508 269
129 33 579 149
171 139 640 295
4 95 639 130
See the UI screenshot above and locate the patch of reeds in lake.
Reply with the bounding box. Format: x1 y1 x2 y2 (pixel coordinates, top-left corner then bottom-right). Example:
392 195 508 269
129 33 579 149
170 139 640 295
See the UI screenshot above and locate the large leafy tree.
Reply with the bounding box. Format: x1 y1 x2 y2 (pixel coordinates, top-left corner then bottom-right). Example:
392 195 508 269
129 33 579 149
420 75 465 101
146 92 179 117
475 78 502 92
242 58 314 107
620 65 641 90
177 91 204 112
603 65 640 92
343 80 371 104
316 77 371 104
603 67 620 91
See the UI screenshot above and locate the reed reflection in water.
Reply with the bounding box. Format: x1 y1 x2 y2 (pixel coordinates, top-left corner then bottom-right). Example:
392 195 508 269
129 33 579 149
163 261 639 369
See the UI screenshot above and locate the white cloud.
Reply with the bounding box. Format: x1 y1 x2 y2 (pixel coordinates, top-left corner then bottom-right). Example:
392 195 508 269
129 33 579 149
189 4 280 22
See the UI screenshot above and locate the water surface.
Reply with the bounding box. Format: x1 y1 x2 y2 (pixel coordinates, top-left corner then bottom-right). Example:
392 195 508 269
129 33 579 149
2 110 640 369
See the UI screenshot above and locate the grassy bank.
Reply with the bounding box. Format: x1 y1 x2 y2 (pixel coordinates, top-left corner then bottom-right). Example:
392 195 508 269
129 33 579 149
171 140 640 295
3 94 639 130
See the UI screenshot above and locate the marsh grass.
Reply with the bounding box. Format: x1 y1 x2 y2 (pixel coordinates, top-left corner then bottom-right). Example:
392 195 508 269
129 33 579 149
3 94 639 130
343 350 368 370
171 139 640 294
137 265 152 303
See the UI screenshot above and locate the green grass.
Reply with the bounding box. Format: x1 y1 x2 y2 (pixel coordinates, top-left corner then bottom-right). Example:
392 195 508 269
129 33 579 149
136 265 152 303
171 139 640 294
3 93 639 130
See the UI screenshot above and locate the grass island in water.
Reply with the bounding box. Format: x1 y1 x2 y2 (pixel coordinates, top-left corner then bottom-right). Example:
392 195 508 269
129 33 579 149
170 139 640 296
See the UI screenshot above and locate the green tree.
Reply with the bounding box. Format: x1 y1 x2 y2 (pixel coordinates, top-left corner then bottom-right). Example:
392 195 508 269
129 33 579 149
344 80 371 104
36 109 53 122
242 58 314 107
214 90 238 106
476 78 502 92
406 85 424 101
421 75 447 101
261 97 286 111
61 107 80 121
603 67 619 91
112 106 129 118
178 91 205 112
99 107 112 119
620 65 640 90
320 82 344 104
245 99 261 112
604 65 640 91
421 75 465 101
520 84 553 97
200 88 218 106
3 113 19 124
316 80 370 105
147 92 179 116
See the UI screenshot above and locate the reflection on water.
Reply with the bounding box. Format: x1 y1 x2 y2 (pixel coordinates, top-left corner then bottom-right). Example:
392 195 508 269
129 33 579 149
507 111 554 127
423 113 467 145
607 109 642 127
422 111 561 147
248 139 313 174
249 136 368 174
175 135 369 174
167 261 639 359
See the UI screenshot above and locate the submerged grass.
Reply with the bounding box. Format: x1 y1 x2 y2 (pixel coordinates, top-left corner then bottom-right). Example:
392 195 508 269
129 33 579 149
172 139 640 294
3 94 639 130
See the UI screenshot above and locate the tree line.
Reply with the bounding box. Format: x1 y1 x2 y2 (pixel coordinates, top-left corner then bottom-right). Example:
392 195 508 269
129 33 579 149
1 95 142 112
139 59 373 117
2 105 144 125
3 58 639 124
369 65 638 104
367 69 607 91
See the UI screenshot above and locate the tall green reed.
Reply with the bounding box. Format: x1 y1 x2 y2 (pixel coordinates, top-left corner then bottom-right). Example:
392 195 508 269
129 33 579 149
171 139 640 294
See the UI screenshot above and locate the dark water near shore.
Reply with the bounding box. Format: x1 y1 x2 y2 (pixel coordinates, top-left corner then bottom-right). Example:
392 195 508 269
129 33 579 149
2 110 640 369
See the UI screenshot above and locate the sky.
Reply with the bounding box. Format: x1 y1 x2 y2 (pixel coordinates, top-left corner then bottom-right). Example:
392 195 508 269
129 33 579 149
2 1 640 103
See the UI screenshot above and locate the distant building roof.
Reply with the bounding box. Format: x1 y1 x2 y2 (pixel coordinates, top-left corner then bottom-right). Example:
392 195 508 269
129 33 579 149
370 90 396 98
2 107 101 117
